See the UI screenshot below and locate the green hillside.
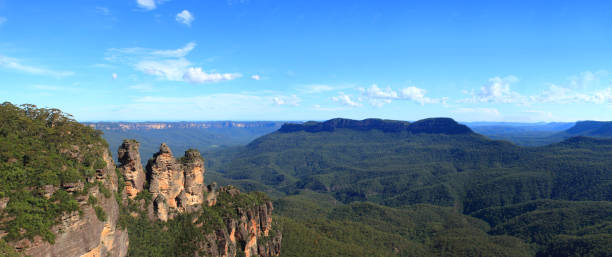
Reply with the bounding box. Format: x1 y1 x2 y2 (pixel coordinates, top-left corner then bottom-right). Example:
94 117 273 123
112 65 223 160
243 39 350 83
207 118 612 256
0 102 110 243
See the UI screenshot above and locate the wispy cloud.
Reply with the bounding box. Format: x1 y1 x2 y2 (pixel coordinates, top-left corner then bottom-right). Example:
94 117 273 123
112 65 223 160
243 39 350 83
462 72 612 106
96 7 111 16
183 67 241 84
273 95 301 106
332 92 362 107
112 73 118 80
136 0 157 10
106 42 240 84
251 74 261 80
135 58 190 81
360 84 443 106
299 84 336 94
0 17 7 25
532 85 612 104
463 76 525 104
176 10 194 26
0 55 74 77
567 70 608 89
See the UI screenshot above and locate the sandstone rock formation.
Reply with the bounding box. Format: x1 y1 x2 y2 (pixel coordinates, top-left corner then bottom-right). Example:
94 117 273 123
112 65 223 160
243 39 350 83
16 149 129 257
199 187 281 257
179 149 206 212
146 144 211 221
117 139 146 199
119 142 281 256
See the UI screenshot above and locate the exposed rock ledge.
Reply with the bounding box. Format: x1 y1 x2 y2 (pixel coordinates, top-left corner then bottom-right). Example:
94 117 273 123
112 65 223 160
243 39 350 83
15 149 129 257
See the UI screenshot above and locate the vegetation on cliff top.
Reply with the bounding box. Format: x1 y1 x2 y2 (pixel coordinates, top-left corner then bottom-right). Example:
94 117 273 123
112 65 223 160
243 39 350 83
121 187 271 257
0 102 108 243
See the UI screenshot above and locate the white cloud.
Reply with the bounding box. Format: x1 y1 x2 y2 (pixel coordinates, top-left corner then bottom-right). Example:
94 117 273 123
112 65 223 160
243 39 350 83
0 55 74 77
332 92 362 107
460 72 612 107
0 17 7 25
136 0 157 10
470 76 525 104
176 10 194 26
360 84 441 106
183 67 241 84
299 84 347 94
273 95 301 106
135 58 190 81
461 76 526 104
533 85 612 104
106 42 239 84
363 84 398 99
112 73 118 80
251 74 261 80
150 42 196 58
399 86 439 105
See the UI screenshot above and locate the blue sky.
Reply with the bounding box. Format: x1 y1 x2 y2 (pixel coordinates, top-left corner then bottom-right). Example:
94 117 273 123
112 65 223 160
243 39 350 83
1 0 612 122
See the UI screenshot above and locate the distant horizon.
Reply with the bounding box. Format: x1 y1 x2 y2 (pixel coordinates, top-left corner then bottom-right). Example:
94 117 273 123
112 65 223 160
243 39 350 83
79 118 586 124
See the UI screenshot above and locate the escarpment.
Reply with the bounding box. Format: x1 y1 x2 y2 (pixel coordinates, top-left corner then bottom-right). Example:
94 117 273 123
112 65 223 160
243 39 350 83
0 103 128 257
118 142 282 257
20 149 129 257
4 148 129 257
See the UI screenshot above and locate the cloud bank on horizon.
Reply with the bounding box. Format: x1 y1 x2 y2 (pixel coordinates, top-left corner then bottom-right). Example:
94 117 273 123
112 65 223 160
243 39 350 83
1 0 612 122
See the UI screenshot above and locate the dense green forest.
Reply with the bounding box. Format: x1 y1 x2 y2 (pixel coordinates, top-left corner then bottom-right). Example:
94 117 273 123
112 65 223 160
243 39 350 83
0 103 110 244
202 118 612 256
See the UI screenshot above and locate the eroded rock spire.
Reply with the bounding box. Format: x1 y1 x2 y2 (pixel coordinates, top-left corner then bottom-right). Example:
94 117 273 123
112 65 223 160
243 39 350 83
117 139 146 199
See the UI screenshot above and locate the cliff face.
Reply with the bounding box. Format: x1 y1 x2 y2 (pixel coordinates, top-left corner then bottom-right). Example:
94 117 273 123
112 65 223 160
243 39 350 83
199 189 281 257
17 149 129 257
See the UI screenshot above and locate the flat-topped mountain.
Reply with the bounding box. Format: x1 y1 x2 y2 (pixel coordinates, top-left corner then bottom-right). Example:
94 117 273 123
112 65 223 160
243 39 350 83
279 117 473 134
565 120 612 137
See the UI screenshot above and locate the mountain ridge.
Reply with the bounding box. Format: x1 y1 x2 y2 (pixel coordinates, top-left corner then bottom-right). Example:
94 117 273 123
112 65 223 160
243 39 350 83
278 117 473 134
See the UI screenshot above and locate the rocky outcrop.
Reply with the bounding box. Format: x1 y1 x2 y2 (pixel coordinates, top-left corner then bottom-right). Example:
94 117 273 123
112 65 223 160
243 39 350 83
146 144 211 221
278 117 473 134
198 187 281 257
180 149 206 212
117 140 146 199
147 143 185 221
17 149 128 257
119 142 281 256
